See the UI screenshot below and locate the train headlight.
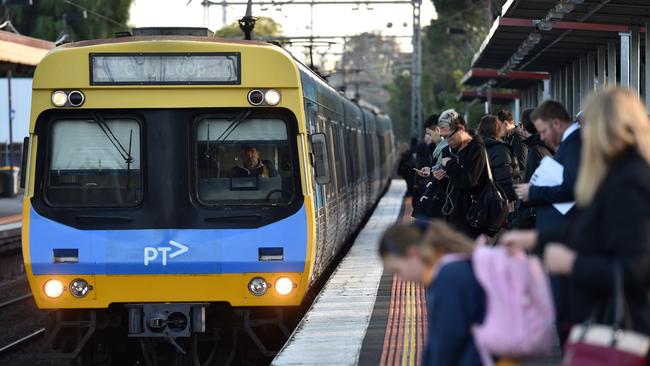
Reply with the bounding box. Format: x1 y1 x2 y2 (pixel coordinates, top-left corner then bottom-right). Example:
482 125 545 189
274 277 294 296
247 89 264 106
44 279 64 298
264 89 281 106
68 90 85 107
69 278 92 298
248 277 269 296
51 91 68 107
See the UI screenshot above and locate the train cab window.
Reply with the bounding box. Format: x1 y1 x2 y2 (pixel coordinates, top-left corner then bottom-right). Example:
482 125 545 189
194 116 295 205
45 118 142 207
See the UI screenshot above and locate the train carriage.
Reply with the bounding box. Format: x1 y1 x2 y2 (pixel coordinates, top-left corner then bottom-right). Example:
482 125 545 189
20 28 395 362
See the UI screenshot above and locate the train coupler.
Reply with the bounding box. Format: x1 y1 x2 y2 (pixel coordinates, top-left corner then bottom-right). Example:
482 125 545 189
126 303 208 340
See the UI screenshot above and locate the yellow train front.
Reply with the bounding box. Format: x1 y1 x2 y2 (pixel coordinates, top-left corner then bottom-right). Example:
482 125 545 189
21 28 395 361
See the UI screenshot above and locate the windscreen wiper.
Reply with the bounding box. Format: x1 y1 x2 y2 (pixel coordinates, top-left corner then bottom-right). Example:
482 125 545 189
92 112 134 166
204 110 252 159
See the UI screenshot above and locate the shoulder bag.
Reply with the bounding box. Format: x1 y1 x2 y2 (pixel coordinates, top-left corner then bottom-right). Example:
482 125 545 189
465 147 508 236
562 263 649 366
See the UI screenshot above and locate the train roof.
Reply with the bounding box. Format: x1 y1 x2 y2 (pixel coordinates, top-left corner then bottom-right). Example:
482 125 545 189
58 35 271 49
41 28 391 123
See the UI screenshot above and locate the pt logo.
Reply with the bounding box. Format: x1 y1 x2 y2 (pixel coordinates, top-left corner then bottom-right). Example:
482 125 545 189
144 240 189 266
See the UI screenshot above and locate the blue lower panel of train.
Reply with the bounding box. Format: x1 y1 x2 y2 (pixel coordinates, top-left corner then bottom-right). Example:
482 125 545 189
28 205 307 275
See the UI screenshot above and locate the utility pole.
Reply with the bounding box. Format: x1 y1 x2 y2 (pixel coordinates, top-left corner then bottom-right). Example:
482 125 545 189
1 3 18 168
239 0 256 40
222 0 228 27
6 70 12 168
485 0 492 27
410 0 422 136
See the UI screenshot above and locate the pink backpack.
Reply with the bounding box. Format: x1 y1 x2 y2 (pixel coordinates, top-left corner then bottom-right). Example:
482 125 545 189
471 241 556 366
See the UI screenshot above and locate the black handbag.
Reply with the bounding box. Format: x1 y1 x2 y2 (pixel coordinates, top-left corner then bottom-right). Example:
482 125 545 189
465 147 508 236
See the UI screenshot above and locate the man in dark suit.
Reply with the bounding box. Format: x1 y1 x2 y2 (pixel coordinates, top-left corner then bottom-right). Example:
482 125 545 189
513 100 581 344
514 100 581 234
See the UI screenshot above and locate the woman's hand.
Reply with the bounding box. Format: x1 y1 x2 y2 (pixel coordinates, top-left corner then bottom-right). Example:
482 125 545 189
500 230 537 254
418 167 431 178
514 183 531 202
432 169 447 180
543 243 576 275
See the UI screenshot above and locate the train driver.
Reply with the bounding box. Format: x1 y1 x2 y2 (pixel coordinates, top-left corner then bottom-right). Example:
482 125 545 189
231 145 278 178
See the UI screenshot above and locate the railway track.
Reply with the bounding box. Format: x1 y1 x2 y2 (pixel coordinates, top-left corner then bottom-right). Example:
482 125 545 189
0 328 45 355
0 292 45 357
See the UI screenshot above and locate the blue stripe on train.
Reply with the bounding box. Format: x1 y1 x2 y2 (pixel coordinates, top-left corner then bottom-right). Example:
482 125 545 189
29 205 307 275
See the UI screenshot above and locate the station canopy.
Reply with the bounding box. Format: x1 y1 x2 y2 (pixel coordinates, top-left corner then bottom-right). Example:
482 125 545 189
461 68 549 89
0 30 54 67
472 0 649 73
457 90 520 104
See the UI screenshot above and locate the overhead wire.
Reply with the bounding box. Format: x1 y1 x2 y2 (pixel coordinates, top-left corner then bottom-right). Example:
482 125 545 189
63 0 127 28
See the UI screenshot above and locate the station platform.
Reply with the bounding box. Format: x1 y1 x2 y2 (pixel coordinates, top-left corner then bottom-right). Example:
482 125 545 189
0 195 23 218
0 196 23 254
273 180 428 366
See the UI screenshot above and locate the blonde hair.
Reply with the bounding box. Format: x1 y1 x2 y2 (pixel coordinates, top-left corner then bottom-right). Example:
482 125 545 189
575 87 650 206
379 220 474 265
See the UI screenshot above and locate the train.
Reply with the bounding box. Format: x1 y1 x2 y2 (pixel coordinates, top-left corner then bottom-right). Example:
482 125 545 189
19 27 396 363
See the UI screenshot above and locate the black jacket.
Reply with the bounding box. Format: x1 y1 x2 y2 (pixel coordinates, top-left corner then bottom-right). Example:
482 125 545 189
424 260 485 366
483 137 518 202
529 127 582 234
443 138 488 237
539 150 650 335
505 129 527 182
414 141 435 199
522 134 554 183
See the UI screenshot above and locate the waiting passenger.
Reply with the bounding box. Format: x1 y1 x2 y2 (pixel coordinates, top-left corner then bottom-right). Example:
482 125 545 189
520 109 553 183
379 220 484 366
497 109 527 182
510 109 555 229
412 109 456 220
412 114 441 202
478 114 518 202
231 145 277 178
437 116 488 237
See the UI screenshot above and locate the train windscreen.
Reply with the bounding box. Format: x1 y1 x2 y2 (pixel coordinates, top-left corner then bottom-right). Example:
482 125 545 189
194 116 295 205
45 118 143 207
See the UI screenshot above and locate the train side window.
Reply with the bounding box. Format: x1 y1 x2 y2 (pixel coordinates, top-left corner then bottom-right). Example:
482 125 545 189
310 133 331 185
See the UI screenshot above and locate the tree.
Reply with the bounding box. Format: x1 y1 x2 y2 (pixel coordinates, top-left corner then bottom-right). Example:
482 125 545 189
331 33 400 113
1 0 132 42
215 16 283 39
385 0 508 141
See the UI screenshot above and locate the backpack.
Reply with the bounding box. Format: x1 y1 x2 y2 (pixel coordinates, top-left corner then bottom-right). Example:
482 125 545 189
471 241 556 365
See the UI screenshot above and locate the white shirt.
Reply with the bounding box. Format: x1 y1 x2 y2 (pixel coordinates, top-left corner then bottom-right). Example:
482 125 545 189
561 122 580 142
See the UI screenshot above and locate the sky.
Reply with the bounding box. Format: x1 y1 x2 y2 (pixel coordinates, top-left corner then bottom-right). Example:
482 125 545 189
129 0 437 68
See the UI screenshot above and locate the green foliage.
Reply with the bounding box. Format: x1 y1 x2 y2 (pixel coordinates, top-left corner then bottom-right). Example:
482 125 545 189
2 0 132 42
215 16 283 39
386 72 412 141
385 0 507 141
